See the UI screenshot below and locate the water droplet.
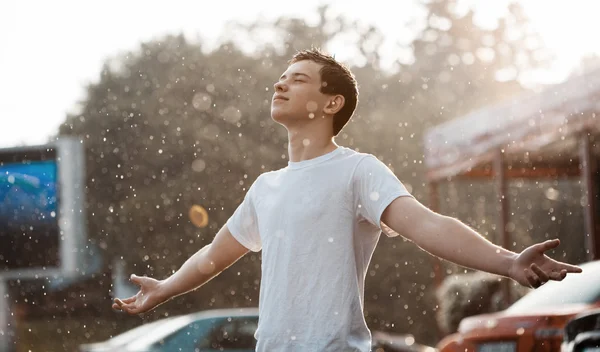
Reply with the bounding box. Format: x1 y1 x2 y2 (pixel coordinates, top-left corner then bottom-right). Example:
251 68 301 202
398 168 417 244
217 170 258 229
197 260 216 274
306 101 318 112
50 211 56 218
191 159 206 172
308 113 315 119
222 106 242 124
192 92 212 111
516 327 525 335
302 139 310 146
370 191 380 201
328 237 334 243
291 336 296 341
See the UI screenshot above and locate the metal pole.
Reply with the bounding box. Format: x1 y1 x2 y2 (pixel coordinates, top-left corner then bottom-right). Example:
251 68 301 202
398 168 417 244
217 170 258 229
493 150 511 308
0 279 15 352
580 131 597 261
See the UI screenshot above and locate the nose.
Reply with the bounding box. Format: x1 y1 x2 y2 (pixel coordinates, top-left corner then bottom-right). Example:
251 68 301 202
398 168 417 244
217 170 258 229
274 80 287 92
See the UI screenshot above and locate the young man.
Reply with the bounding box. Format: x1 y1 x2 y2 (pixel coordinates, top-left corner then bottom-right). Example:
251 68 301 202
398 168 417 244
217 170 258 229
113 49 582 351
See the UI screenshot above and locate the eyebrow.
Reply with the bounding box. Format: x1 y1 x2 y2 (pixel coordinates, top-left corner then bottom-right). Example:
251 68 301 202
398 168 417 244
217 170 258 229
280 72 311 80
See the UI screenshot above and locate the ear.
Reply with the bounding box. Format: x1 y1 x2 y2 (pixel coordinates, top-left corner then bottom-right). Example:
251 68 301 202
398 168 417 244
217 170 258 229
323 95 345 115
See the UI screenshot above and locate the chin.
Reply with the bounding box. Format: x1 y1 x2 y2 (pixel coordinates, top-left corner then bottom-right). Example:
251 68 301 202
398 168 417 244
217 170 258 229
270 109 287 123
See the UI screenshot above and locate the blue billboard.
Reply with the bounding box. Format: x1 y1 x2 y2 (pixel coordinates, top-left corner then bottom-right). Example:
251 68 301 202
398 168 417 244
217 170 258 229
0 160 58 226
0 139 87 278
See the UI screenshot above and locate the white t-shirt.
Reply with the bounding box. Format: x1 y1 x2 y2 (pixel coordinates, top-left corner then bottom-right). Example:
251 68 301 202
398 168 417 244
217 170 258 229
226 146 413 352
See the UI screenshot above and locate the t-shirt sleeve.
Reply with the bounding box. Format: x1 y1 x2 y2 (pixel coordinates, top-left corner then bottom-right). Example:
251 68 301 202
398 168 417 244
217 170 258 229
353 155 413 236
226 181 262 252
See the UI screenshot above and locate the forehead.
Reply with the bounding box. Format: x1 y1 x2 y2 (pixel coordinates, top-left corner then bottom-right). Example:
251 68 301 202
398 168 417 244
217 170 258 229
281 60 323 80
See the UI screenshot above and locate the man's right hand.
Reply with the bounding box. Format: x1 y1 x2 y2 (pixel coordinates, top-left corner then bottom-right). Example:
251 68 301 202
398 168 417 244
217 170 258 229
112 274 166 315
111 224 250 315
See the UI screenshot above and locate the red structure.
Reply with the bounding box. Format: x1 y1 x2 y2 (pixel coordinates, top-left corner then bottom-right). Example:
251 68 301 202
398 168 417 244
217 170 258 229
423 68 600 301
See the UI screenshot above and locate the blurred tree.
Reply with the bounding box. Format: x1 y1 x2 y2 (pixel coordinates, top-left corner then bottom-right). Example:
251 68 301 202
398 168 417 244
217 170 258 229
59 35 288 318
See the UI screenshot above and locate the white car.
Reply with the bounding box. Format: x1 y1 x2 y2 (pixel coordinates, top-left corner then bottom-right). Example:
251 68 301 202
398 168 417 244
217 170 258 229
79 307 259 352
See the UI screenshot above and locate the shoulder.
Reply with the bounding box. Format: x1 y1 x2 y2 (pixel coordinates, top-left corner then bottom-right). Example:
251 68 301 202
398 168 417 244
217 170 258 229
346 150 386 171
249 168 285 190
350 152 398 181
335 147 375 165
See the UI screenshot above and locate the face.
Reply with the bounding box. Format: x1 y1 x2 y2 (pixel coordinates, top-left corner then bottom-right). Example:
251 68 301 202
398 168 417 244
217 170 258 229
271 60 329 124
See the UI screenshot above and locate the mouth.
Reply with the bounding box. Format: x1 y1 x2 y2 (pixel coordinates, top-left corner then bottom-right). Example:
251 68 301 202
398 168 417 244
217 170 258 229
273 95 289 101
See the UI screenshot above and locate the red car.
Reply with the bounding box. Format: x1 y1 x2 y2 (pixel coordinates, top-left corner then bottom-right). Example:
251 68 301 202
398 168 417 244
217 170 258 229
437 260 600 352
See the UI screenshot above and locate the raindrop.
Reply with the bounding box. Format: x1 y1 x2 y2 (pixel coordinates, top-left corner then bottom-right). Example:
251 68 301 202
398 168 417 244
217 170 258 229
370 191 380 201
306 101 318 112
302 139 310 146
191 159 206 173
222 106 242 124
197 259 216 274
328 237 334 243
192 93 212 111
308 113 315 119
545 187 560 201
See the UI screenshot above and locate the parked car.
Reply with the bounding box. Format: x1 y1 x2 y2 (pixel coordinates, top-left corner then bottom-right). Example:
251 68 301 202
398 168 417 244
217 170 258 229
437 260 600 352
372 331 438 352
80 307 429 351
561 308 600 352
79 307 259 352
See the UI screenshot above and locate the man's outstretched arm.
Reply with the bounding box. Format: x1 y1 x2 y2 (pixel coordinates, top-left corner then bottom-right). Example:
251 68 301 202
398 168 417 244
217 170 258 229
113 224 249 314
381 196 582 288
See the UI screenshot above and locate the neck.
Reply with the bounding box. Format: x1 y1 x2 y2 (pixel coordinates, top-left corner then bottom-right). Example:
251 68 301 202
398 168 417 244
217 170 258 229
286 123 338 162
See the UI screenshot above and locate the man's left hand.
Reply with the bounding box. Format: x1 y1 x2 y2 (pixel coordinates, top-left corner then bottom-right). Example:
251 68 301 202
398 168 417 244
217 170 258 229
508 239 583 288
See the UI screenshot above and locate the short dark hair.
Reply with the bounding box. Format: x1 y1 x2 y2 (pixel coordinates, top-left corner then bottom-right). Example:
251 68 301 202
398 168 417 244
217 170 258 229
289 48 358 136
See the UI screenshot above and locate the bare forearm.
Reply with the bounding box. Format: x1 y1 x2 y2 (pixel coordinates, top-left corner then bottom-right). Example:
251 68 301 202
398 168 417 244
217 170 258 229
156 245 223 301
414 215 517 277
155 225 249 302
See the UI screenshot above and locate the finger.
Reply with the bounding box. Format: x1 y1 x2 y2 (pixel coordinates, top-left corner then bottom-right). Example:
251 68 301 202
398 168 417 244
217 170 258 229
549 269 568 281
560 263 583 273
117 302 134 314
130 274 143 285
112 303 122 311
117 296 137 304
537 239 560 252
531 264 549 282
525 268 542 288
122 304 142 315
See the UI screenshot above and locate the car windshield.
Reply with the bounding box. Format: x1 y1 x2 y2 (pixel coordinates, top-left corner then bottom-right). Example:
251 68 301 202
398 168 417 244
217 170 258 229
104 318 173 346
507 261 600 314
